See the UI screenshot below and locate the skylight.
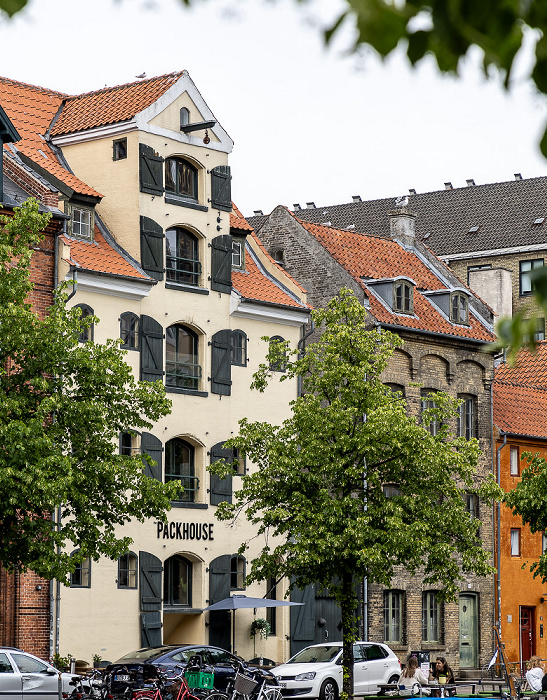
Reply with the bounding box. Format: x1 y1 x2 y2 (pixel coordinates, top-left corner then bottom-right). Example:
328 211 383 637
468 226 480 233
533 217 545 225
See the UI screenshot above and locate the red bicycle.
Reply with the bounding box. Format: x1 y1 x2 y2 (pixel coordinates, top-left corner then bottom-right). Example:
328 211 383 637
131 666 209 700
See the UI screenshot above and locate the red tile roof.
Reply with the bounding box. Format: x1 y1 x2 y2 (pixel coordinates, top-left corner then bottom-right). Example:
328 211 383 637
0 76 101 198
231 203 253 232
495 342 547 388
62 228 149 280
493 380 547 439
295 214 495 342
51 72 183 136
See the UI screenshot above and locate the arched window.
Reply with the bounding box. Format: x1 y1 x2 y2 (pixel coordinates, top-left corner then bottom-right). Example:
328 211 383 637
120 312 139 349
231 330 247 366
269 335 286 372
230 555 245 590
75 304 94 343
273 250 285 267
166 227 201 286
180 108 190 129
164 554 192 606
165 438 198 502
69 550 91 588
166 325 201 390
118 551 138 589
165 157 198 200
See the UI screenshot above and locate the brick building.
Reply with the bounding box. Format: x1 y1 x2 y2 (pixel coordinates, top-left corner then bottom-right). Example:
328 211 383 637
253 204 497 672
493 343 547 671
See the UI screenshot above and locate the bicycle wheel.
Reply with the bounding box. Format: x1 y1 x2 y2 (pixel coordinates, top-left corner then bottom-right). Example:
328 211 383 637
262 687 283 700
132 692 157 700
200 692 229 700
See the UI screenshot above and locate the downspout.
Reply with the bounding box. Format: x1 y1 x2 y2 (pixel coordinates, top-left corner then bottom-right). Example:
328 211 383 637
496 431 507 635
297 319 315 396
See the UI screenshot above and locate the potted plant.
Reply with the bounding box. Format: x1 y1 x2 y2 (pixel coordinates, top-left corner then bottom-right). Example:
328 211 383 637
92 654 102 669
250 618 271 640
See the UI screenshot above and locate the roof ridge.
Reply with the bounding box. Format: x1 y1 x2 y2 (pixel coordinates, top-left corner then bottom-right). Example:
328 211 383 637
0 75 67 98
64 71 184 101
494 378 547 392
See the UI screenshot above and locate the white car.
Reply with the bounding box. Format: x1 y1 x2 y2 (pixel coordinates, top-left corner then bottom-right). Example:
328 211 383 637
0 647 81 700
272 642 401 700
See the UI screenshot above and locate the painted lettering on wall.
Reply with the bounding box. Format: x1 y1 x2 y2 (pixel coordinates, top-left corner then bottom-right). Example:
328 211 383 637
157 522 214 541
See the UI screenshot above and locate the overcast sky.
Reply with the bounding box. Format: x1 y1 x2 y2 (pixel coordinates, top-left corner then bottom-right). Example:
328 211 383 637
1 0 546 217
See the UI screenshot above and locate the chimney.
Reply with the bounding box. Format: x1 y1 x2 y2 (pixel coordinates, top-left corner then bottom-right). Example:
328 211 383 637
389 207 417 247
293 203 301 211
306 202 316 209
409 188 416 195
444 182 453 190
514 173 523 181
352 195 362 203
466 178 475 186
253 210 263 216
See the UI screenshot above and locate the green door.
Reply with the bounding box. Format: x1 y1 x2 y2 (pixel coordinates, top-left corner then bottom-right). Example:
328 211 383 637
459 594 478 668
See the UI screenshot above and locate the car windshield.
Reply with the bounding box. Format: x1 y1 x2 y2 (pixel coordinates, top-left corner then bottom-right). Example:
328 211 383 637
287 646 341 664
118 647 176 661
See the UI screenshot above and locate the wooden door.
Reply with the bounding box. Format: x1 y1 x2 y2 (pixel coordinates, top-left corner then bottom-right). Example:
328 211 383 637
520 606 535 667
459 594 478 668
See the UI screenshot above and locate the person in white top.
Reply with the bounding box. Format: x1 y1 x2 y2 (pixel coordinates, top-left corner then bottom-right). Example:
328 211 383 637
399 655 431 696
526 656 544 692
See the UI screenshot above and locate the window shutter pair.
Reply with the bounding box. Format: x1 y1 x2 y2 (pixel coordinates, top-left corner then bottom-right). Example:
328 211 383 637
210 441 234 505
140 216 164 281
210 165 232 212
211 235 232 293
139 144 164 196
211 329 232 395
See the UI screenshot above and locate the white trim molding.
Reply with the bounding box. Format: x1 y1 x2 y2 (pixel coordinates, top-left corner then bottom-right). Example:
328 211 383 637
65 270 153 301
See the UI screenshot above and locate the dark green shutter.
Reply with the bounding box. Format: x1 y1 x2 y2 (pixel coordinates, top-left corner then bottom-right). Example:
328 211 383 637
141 432 162 481
140 315 164 382
290 584 316 642
211 329 232 395
208 555 232 650
211 166 232 212
139 551 163 611
211 235 232 294
210 441 233 505
140 216 164 281
141 611 162 647
139 143 164 195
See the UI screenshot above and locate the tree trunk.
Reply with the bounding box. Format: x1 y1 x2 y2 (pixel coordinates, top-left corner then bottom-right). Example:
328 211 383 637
341 570 356 700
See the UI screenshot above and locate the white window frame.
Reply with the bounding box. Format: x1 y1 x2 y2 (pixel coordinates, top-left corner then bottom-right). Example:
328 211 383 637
510 446 519 476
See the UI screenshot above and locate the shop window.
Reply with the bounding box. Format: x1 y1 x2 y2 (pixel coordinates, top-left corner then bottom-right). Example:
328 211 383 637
393 281 413 314
450 292 469 324
166 227 201 286
384 590 403 643
231 330 247 366
113 138 127 161
120 312 139 349
164 554 192 607
166 324 201 391
520 259 543 296
118 552 138 589
70 550 91 588
457 394 476 440
510 446 519 476
511 528 521 556
230 555 245 590
75 304 94 343
165 438 198 502
165 157 198 201
422 591 440 642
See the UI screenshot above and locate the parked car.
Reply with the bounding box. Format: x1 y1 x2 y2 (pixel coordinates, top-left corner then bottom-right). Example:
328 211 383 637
271 642 401 700
0 646 81 700
112 645 277 693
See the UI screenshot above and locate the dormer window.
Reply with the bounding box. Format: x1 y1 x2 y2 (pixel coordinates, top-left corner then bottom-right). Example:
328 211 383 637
232 238 244 269
68 204 94 240
165 157 198 201
393 281 413 314
450 292 469 324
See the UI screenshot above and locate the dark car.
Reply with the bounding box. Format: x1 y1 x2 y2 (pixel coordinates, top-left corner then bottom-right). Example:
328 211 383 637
111 645 276 693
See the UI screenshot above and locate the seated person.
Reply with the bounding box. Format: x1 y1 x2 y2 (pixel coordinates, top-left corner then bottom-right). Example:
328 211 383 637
429 657 455 696
399 655 431 696
526 656 544 693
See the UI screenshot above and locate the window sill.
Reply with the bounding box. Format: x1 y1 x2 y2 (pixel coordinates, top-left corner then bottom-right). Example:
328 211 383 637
420 643 445 651
165 282 209 295
165 195 208 212
164 607 203 614
171 502 208 509
166 387 208 397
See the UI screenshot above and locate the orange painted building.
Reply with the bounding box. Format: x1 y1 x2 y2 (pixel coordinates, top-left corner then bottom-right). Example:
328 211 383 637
494 343 547 671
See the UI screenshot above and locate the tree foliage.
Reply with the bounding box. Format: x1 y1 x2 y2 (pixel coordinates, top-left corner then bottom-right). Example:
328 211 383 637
210 289 500 700
0 199 177 580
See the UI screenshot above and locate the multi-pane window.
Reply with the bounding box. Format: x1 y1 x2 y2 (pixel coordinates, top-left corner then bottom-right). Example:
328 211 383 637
393 281 413 314
75 304 94 343
70 551 91 588
510 446 519 476
72 207 93 240
511 528 521 556
166 325 201 390
165 438 198 502
120 312 139 349
166 227 201 285
535 318 546 341
118 552 137 589
231 330 247 366
164 554 192 606
230 555 245 590
165 157 198 200
464 493 479 520
422 591 440 641
450 292 469 324
232 239 244 268
421 391 439 436
384 590 403 643
520 259 543 296
113 138 127 161
457 395 476 440
269 335 287 372
266 576 277 635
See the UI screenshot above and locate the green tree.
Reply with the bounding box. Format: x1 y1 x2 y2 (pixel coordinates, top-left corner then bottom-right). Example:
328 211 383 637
0 199 177 580
210 289 499 700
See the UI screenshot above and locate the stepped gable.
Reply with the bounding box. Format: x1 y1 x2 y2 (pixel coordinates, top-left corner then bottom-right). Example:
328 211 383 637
295 214 495 342
247 176 547 257
51 71 184 136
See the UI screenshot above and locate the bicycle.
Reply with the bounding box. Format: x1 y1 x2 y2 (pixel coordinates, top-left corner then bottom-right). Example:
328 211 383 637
131 665 204 700
216 661 282 700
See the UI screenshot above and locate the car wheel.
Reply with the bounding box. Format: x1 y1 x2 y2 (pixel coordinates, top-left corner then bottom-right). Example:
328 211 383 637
319 679 338 700
388 676 400 685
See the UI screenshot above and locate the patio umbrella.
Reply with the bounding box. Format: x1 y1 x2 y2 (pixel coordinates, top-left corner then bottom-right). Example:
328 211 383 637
204 595 303 655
